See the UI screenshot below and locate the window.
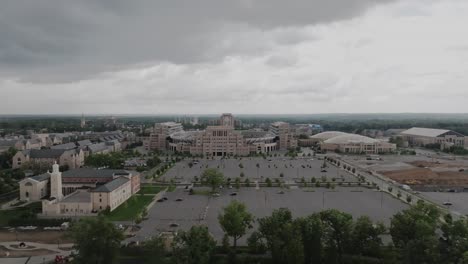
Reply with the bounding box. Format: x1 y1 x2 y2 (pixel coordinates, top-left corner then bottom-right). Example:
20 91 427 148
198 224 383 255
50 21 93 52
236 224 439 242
99 199 102 202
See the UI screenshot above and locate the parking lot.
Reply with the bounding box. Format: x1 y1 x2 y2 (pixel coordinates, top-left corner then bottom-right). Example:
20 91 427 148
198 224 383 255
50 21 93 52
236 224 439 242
162 157 359 184
134 187 408 244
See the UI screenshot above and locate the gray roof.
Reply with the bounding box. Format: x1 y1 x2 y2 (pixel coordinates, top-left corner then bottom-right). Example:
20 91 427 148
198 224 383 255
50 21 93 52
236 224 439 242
92 177 129 192
0 140 18 147
62 168 131 178
77 140 92 146
61 190 91 203
30 173 51 182
51 142 77 150
24 149 69 159
88 143 108 153
401 127 462 138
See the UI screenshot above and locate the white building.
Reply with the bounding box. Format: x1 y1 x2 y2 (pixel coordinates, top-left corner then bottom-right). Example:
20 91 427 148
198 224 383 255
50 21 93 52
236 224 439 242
400 127 466 149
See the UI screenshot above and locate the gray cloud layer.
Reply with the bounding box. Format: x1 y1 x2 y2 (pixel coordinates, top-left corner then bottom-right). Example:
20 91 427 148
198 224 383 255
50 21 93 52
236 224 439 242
0 0 392 82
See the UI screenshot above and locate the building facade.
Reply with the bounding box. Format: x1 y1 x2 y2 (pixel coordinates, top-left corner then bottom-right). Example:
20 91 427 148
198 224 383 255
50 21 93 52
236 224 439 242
19 165 140 217
400 127 466 149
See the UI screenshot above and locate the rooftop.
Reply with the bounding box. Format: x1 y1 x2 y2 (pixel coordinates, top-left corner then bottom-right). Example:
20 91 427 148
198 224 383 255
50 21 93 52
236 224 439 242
50 142 77 150
61 190 91 203
24 149 70 159
92 177 130 192
401 127 462 137
323 134 379 144
62 168 132 178
29 173 51 182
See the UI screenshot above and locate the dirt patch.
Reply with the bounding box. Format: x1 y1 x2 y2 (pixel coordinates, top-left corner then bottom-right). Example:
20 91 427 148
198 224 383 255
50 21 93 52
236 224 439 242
381 168 468 186
0 230 72 244
408 160 466 169
0 245 58 257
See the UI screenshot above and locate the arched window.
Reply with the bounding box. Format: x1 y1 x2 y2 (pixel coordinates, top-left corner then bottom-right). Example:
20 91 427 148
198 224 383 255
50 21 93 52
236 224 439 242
25 182 33 187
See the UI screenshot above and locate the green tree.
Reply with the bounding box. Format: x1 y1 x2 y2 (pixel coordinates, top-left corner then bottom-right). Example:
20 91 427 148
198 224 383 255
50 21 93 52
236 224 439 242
258 208 304 264
320 209 353 263
234 177 241 189
266 177 272 187
70 217 124 264
390 200 441 263
201 168 224 192
143 236 167 264
172 226 216 264
247 231 267 254
439 214 468 263
295 214 323 264
218 200 254 252
350 216 386 258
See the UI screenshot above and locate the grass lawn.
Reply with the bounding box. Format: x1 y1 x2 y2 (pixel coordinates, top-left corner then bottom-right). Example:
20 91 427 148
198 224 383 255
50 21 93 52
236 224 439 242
0 202 42 227
106 196 155 221
138 186 165 195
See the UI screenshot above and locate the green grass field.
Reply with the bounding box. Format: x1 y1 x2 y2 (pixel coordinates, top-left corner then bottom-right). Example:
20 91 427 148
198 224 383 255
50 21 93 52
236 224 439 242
106 196 154 221
138 186 165 194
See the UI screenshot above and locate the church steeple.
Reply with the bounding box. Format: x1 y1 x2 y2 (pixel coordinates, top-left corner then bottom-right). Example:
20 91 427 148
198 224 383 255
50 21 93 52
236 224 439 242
50 162 63 200
80 113 86 128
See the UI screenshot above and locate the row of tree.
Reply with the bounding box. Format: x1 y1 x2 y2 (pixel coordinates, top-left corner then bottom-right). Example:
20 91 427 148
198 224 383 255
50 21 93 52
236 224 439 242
70 199 468 264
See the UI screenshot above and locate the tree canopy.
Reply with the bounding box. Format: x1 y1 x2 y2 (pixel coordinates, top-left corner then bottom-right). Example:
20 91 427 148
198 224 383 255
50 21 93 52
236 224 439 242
70 216 125 264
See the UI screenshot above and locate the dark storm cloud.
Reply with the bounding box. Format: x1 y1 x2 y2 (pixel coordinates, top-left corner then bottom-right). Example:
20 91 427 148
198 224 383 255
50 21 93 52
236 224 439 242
0 0 393 82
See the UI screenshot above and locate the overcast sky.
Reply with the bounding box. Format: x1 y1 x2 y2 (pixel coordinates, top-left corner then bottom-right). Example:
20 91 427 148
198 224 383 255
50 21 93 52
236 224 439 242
0 0 467 115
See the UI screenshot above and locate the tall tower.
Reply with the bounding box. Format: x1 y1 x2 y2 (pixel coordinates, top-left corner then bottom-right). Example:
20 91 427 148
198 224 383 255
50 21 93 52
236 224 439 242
50 162 63 200
220 113 235 127
80 113 86 128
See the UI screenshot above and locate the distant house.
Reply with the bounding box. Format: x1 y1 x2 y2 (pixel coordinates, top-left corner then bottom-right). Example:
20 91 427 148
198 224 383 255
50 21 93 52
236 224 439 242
12 149 84 169
400 127 466 149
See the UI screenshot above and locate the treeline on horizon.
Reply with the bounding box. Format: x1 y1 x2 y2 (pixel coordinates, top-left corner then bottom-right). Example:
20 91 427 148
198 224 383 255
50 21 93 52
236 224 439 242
2 113 468 135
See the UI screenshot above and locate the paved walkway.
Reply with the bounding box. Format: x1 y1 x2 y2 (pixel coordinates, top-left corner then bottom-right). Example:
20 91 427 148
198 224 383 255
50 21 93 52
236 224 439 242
0 241 74 264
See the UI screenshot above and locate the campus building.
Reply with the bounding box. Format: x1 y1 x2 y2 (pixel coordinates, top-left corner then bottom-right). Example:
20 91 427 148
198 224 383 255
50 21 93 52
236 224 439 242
19 164 140 216
144 122 184 151
145 114 297 156
400 127 466 149
12 149 84 169
309 131 396 154
269 122 298 150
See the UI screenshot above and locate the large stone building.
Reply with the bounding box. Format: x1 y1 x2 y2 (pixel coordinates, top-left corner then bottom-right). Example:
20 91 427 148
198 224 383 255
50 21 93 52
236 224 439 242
19 164 140 216
145 114 297 156
400 127 466 149
144 122 184 151
13 149 84 169
269 122 298 150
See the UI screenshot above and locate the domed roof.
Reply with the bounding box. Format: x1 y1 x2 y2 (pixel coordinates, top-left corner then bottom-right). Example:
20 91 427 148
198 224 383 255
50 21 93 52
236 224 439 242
323 134 378 144
310 131 349 140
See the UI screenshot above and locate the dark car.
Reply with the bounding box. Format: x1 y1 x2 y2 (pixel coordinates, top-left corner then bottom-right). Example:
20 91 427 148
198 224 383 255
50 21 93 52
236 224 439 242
176 198 183 202
230 192 238 196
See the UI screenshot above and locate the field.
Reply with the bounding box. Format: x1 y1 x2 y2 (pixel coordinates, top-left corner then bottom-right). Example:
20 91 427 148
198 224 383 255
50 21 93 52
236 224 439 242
105 196 155 221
